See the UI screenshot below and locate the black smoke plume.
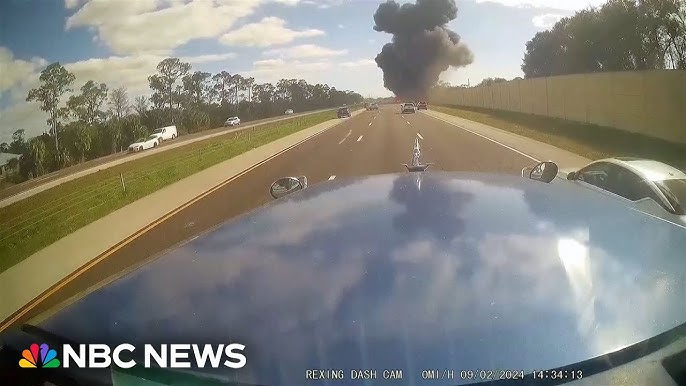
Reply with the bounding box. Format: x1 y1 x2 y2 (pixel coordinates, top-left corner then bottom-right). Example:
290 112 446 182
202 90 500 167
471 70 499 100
373 0 473 100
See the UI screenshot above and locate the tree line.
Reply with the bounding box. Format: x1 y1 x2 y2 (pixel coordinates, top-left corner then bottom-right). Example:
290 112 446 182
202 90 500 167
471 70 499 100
522 0 686 78
2 58 362 183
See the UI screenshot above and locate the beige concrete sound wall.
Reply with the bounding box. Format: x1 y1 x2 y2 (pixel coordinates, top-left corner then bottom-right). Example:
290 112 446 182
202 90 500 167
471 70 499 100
431 70 686 144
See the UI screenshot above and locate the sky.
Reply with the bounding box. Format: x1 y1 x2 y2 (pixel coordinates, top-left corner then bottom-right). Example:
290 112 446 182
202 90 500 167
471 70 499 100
0 0 606 143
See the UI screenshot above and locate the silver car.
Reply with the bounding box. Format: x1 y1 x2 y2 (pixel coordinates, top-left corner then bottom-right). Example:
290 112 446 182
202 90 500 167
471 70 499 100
401 103 416 114
562 157 686 226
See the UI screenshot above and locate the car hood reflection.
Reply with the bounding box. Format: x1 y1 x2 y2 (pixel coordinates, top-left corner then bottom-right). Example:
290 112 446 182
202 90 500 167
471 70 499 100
39 173 686 385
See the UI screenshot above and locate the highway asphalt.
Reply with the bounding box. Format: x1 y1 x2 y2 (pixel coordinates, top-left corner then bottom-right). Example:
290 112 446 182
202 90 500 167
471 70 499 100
15 105 534 327
0 108 333 203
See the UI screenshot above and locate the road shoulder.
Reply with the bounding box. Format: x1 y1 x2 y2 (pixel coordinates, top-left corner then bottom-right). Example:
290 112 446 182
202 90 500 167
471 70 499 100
422 109 590 168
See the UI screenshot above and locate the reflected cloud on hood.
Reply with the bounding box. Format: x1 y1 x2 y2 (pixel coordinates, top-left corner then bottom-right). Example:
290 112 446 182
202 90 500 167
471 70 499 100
389 173 473 242
40 173 686 384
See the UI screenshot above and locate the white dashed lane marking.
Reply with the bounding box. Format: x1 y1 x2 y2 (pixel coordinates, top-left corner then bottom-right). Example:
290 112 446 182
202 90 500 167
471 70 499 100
416 133 424 140
357 135 364 142
368 122 372 126
338 130 352 145
328 175 336 181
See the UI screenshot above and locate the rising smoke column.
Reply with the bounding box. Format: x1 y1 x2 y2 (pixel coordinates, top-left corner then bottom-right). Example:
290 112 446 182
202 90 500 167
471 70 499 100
373 0 473 99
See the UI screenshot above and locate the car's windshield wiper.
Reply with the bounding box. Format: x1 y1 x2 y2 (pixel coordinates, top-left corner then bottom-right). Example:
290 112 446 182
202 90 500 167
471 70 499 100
21 323 81 347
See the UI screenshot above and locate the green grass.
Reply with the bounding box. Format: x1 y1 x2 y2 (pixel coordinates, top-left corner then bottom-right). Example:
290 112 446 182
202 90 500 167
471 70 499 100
433 105 686 168
0 111 336 273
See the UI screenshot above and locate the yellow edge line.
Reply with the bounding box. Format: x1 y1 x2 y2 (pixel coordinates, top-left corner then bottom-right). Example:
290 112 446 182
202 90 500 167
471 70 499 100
0 120 339 332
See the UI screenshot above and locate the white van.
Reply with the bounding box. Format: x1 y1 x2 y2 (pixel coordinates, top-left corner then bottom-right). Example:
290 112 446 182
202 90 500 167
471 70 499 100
151 125 177 142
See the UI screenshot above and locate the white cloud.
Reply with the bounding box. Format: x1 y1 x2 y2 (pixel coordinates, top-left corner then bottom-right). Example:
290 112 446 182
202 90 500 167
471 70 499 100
245 56 387 98
219 17 324 47
264 44 348 59
300 0 343 8
0 103 49 142
64 0 85 9
337 24 344 29
340 59 376 68
253 58 287 69
65 0 266 55
246 58 333 84
0 47 47 96
64 53 235 96
183 53 237 64
532 13 565 29
475 0 605 11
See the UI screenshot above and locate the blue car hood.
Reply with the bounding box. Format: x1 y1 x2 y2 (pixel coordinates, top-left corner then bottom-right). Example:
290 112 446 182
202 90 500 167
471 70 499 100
38 173 686 384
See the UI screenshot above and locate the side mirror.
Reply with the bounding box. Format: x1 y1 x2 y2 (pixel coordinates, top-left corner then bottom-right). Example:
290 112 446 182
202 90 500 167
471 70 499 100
269 177 306 199
567 171 577 180
529 161 559 183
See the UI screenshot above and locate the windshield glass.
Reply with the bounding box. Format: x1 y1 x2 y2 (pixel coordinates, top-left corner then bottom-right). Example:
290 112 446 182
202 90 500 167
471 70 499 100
656 179 686 214
153 128 163 133
148 135 157 140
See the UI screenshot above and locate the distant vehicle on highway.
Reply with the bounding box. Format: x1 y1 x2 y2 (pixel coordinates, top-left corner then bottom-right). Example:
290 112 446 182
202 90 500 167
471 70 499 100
224 116 241 127
401 103 417 114
150 125 177 142
127 135 159 153
284 109 294 115
557 157 686 225
367 103 379 111
416 101 427 110
337 106 351 118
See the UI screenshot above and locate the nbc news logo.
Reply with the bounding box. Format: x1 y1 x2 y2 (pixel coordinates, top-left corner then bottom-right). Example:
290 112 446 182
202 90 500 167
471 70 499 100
17 342 246 369
19 343 60 368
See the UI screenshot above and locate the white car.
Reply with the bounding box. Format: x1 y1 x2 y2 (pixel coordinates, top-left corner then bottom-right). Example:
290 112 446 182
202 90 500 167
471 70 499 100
128 135 159 153
560 157 686 225
151 125 177 142
401 103 416 114
224 117 241 127
284 109 294 115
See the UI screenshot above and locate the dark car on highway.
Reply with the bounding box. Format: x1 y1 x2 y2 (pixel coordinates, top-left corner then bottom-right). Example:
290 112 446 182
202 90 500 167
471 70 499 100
416 101 427 110
367 103 379 111
337 106 351 118
2 141 686 386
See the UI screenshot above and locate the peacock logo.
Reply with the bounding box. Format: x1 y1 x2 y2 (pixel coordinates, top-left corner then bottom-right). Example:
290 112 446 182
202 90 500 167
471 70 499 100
19 343 61 368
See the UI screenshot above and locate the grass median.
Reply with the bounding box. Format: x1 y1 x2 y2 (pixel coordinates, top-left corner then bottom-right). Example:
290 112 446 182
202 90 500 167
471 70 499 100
0 110 336 274
433 105 686 168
